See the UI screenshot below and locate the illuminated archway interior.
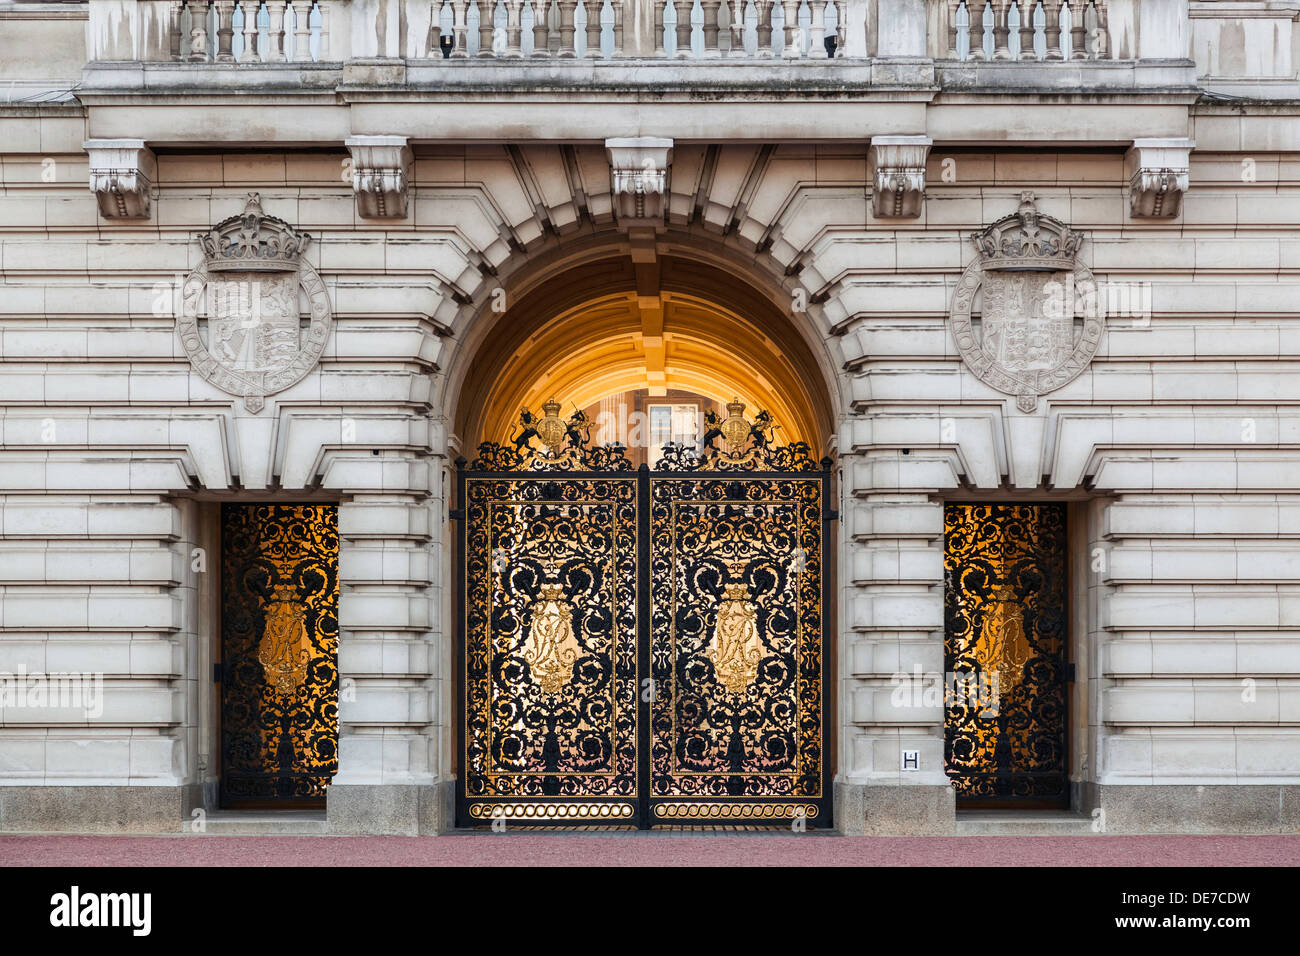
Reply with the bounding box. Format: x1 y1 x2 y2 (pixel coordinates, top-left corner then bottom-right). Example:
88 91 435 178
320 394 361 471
455 253 834 464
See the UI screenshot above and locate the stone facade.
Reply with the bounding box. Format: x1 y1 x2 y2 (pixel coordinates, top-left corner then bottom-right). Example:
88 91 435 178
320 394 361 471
0 0 1297 834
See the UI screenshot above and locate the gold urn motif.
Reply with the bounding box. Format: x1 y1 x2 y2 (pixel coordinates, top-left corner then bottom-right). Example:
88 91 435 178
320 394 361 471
258 583 311 696
972 586 1033 696
708 563 763 694
522 578 581 695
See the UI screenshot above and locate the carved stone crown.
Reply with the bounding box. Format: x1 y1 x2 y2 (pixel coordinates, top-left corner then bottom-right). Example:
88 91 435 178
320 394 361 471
971 192 1083 272
197 192 312 273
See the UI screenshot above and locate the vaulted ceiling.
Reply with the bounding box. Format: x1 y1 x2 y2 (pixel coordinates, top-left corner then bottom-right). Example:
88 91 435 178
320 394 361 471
455 252 833 453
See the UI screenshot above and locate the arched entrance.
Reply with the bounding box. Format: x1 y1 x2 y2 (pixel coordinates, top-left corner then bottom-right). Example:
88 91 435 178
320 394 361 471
447 239 839 829
453 249 835 459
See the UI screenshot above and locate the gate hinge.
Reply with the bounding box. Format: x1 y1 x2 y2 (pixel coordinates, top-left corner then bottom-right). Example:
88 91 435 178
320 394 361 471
824 509 839 522
1065 662 1076 683
213 662 223 683
449 507 465 521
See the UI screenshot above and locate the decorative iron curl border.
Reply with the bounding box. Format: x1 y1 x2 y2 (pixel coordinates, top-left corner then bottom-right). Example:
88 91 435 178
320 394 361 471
468 802 637 819
470 441 635 472
653 440 823 473
653 803 820 819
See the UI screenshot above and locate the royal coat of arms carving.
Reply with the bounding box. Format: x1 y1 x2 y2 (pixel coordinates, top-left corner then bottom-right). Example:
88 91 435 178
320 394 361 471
176 193 332 413
948 192 1105 413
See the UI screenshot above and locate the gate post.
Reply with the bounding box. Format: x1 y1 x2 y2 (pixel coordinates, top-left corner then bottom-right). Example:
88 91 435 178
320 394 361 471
637 461 652 830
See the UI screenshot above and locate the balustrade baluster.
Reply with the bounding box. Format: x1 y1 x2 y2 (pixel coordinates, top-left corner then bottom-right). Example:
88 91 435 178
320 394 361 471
809 0 826 57
507 0 524 55
189 0 211 60
478 0 497 55
237 0 259 60
992 0 1010 58
835 0 847 54
728 0 746 56
169 1 185 59
1043 0 1063 58
1068 0 1086 58
967 0 987 59
654 0 666 55
1093 2 1108 58
214 0 235 60
780 0 799 56
583 0 601 56
674 0 691 56
945 0 960 58
292 1 312 60
1017 0 1035 58
451 0 467 56
265 1 287 60
701 0 722 55
318 1 331 58
531 0 550 55
557 0 578 55
612 0 624 55
755 0 773 55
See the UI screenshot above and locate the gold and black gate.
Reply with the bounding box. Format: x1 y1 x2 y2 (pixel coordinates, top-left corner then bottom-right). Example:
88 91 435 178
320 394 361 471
219 503 340 807
943 503 1068 807
457 400 831 828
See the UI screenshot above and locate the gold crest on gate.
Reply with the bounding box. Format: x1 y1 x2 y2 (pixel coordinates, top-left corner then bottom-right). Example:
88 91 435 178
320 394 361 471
718 399 751 454
972 586 1033 696
522 574 581 695
708 563 763 694
258 583 311 696
534 398 568 452
698 399 777 469
505 397 596 469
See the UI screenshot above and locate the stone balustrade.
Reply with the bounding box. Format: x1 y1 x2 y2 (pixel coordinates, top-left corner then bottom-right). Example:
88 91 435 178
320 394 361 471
93 0 855 61
83 0 1196 65
939 0 1112 61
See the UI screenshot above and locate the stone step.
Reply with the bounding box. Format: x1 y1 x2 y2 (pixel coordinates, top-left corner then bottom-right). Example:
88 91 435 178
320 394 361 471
955 811 1098 836
196 811 330 836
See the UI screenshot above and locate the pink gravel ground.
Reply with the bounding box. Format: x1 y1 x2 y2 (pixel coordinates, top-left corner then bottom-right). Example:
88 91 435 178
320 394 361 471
1 834 1296 867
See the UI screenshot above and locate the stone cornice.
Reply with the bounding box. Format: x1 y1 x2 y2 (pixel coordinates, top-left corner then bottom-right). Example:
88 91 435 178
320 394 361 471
77 55 1203 99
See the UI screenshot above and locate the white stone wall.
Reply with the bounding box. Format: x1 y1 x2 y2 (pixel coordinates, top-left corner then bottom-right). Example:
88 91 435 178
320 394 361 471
832 147 1300 796
1 114 1299 827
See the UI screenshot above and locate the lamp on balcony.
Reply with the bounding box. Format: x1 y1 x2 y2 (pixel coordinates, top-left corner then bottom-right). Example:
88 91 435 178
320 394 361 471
440 33 455 58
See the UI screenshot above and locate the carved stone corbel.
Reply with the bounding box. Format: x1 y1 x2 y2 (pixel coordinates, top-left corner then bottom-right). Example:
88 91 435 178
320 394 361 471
1126 138 1193 219
869 135 931 219
345 135 413 219
605 137 673 227
84 139 157 220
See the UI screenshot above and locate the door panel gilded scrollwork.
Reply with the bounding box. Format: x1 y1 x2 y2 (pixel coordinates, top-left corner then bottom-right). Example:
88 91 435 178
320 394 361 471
461 476 640 821
220 503 339 806
647 477 828 824
944 503 1068 805
458 397 830 828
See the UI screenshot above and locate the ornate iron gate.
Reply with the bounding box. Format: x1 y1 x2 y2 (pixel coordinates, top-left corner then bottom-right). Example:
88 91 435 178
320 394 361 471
220 503 340 807
457 400 832 828
943 503 1068 806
